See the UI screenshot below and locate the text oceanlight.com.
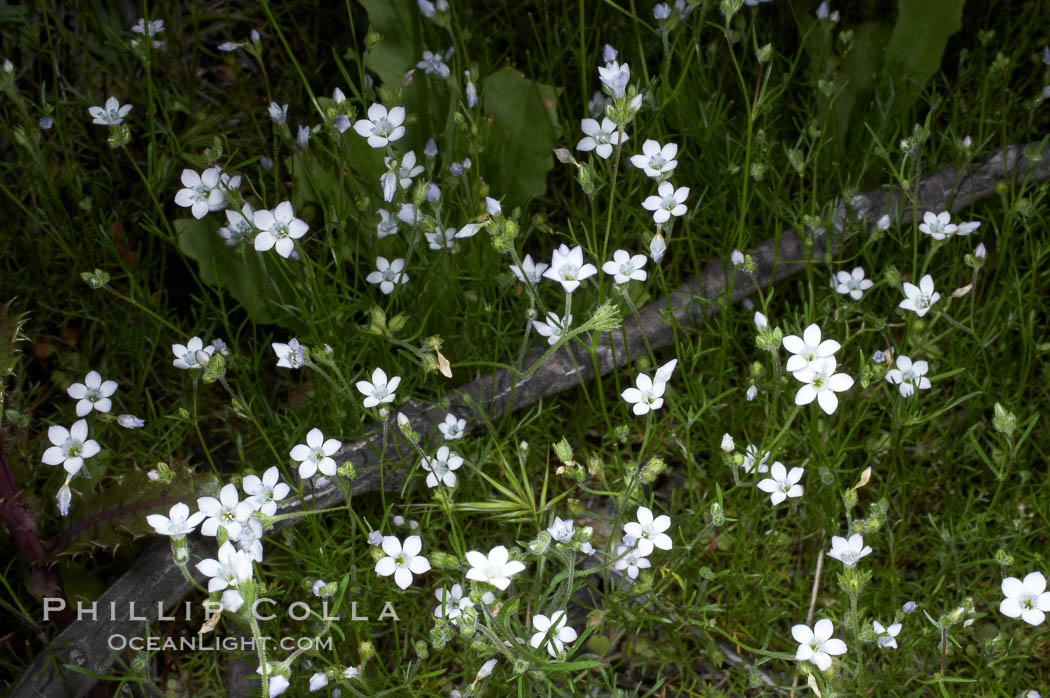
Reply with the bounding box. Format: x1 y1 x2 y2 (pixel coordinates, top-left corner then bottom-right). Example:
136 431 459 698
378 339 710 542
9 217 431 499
107 635 334 652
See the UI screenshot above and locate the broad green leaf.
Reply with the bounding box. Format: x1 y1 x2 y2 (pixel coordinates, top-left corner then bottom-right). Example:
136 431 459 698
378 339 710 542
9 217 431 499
175 218 304 330
882 0 965 114
481 68 560 206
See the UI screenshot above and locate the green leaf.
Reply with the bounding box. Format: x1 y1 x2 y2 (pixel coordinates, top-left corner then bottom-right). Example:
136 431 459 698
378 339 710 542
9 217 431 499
882 0 965 114
175 218 304 330
359 0 419 93
480 68 560 207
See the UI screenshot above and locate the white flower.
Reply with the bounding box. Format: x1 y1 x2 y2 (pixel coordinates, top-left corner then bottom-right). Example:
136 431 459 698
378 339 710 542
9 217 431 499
630 140 678 178
542 244 598 293
576 117 626 159
885 355 931 398
485 197 502 216
464 545 526 590
746 384 758 401
621 359 677 415
602 249 648 284
417 49 450 78
353 104 406 148
547 516 575 543
195 541 253 607
834 267 874 300
782 323 840 375
88 96 132 126
598 61 630 98
510 254 549 284
235 516 264 562
117 414 145 429
794 358 854 415
421 445 462 488
197 483 255 539
876 214 891 231
532 312 572 346
641 181 689 224
899 274 941 317
271 338 305 369
242 466 290 516
529 610 578 657
131 18 164 36
918 211 958 241
434 583 474 624
376 209 399 238
649 233 667 263
720 433 735 453
730 249 745 267
872 621 902 649
253 201 309 258
356 367 401 408
756 462 805 505
425 227 457 250
217 203 256 245
366 256 409 294
56 475 73 517
827 533 872 568
296 124 310 148
174 168 226 219
613 543 651 579
902 601 918 614
67 370 118 416
974 242 987 259
267 102 288 125
42 419 100 475
438 413 466 440
374 535 430 589
623 506 672 556
290 428 341 479
146 502 206 537
741 444 770 474
309 672 328 692
385 150 424 191
792 618 847 671
587 90 612 118
1000 572 1050 626
754 311 768 330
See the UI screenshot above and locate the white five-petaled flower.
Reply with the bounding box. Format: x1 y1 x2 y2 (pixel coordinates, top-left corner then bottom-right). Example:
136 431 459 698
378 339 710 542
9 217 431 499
547 516 575 543
417 49 451 78
1000 571 1050 626
356 367 401 408
793 357 854 415
88 96 132 126
374 535 430 589
885 355 931 398
291 428 342 479
131 18 164 36
613 543 651 579
253 201 308 258
146 502 206 537
385 150 424 191
366 256 409 294
174 167 226 220
621 359 677 416
641 181 689 224
598 60 630 98
171 336 214 369
782 323 841 375
792 618 847 671
267 102 288 125
217 203 256 245
510 254 549 284
872 621 902 649
542 244 598 293
197 483 255 539
195 541 253 611
741 443 770 474
353 104 406 148
376 209 399 239
242 466 289 516
827 533 872 568
42 419 100 476
899 274 941 317
602 249 648 284
834 267 874 300
67 370 118 416
425 227 457 250
649 233 667 263
434 583 474 624
756 462 805 505
918 211 957 240
271 337 305 369
438 413 466 440
532 312 572 346
623 506 672 556
464 545 526 590
529 610 578 658
576 117 626 159
630 140 679 178
421 445 462 488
